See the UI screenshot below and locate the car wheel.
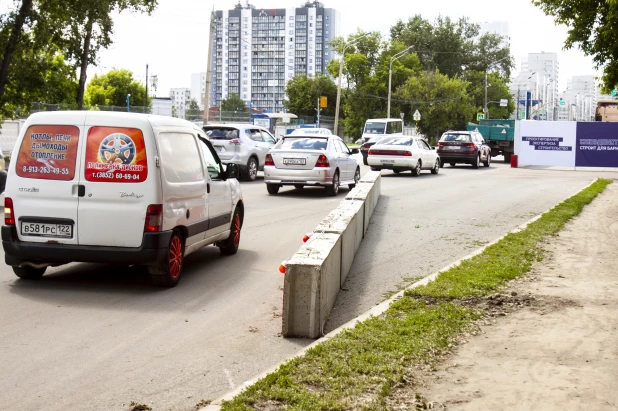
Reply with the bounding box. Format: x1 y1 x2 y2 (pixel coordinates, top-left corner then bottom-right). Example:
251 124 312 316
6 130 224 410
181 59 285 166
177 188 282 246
219 208 242 255
13 266 46 280
393 168 402 174
362 155 368 166
325 171 340 196
149 230 184 287
349 167 360 190
411 161 421 176
450 162 456 167
472 154 480 169
266 184 280 195
439 159 444 168
431 159 440 174
484 154 491 167
244 157 258 181
294 184 304 190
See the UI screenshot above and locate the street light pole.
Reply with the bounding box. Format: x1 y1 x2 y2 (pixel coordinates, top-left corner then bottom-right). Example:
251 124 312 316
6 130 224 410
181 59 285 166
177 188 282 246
484 56 510 120
334 34 367 136
388 45 414 119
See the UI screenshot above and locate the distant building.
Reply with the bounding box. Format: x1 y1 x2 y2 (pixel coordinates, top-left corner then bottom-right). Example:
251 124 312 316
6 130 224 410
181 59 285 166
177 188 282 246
478 21 510 48
151 97 173 117
559 75 598 121
510 52 559 120
169 88 191 118
209 1 341 112
191 72 206 110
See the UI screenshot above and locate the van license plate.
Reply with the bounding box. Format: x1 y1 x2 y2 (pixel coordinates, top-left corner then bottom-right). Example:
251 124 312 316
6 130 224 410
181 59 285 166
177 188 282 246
21 222 72 238
283 158 306 165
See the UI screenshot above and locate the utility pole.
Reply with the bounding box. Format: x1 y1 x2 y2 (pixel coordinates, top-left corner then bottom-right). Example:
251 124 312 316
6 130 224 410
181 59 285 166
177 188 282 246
317 97 320 128
205 8 215 124
145 64 148 112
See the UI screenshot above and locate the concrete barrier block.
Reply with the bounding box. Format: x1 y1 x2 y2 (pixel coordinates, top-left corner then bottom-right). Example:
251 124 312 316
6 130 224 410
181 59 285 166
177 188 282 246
314 200 364 286
360 171 381 206
282 233 342 338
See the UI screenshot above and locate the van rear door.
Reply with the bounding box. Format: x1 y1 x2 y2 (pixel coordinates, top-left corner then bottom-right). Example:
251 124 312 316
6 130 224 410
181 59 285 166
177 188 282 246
76 117 156 248
12 119 83 245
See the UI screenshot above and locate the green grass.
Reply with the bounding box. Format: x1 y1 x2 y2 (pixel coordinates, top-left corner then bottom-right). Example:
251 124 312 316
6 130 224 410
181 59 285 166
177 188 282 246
346 143 360 149
221 178 612 410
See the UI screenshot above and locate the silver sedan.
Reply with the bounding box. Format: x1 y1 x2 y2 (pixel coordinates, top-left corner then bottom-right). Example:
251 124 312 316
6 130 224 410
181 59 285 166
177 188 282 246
263 135 361 196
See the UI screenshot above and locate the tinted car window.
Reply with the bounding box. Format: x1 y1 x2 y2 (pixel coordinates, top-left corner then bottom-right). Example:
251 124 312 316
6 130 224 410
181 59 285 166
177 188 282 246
420 140 431 150
249 129 263 142
381 137 413 146
280 137 328 150
364 122 386 134
440 134 471 142
203 127 240 140
261 131 276 144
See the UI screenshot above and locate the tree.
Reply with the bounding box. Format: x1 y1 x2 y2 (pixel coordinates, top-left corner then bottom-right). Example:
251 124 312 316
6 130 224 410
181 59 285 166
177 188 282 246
85 68 148 107
188 99 199 111
221 93 246 112
532 0 618 92
283 74 337 117
56 0 158 109
395 70 476 139
465 70 515 120
0 0 34 103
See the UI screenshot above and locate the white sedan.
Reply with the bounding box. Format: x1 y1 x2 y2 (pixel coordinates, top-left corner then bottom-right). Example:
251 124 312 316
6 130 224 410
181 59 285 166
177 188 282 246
367 136 441 176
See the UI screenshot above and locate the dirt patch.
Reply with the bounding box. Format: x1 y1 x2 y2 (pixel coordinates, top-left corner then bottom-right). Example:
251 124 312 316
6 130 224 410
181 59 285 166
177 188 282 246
386 182 618 410
128 402 152 411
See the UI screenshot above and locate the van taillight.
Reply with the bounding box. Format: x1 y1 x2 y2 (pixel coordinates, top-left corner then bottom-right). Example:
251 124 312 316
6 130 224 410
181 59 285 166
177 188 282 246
265 154 274 166
315 154 330 168
4 197 15 226
144 204 163 232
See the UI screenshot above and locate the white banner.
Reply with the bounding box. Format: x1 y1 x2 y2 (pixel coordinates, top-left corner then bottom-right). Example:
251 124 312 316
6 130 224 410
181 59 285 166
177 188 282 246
517 121 576 167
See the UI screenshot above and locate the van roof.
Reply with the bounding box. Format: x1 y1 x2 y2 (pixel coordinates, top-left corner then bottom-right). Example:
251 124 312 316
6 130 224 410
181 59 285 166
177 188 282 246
26 111 202 132
365 118 403 122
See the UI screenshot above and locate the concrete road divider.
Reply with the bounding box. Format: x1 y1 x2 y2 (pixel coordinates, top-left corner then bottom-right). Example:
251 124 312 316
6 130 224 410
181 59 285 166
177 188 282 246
282 171 381 338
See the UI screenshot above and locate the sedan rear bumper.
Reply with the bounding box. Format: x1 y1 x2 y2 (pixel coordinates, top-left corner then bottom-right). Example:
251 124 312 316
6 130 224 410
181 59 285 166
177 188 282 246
367 156 416 168
264 166 335 185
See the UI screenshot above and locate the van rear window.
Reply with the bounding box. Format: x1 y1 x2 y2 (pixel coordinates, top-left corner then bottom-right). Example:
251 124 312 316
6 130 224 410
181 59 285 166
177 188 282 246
16 125 80 180
85 127 148 183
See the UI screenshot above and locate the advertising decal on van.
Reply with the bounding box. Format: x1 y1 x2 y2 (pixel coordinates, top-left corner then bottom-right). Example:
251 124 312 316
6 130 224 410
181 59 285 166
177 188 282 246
16 125 80 180
85 127 148 183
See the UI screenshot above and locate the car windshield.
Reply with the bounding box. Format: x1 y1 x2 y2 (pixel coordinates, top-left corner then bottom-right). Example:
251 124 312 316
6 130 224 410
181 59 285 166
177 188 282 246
440 134 471 142
363 122 386 134
290 128 330 135
380 137 414 146
203 127 240 140
279 137 328 150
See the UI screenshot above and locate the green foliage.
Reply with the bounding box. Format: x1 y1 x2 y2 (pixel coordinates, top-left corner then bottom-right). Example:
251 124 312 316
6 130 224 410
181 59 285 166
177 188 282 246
221 93 246 112
284 74 337 117
396 70 476 138
85 68 148 107
532 0 617 93
465 70 515 120
188 98 200 111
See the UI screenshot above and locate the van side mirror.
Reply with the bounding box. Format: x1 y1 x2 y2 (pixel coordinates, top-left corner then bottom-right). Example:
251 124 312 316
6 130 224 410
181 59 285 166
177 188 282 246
225 163 240 179
350 148 359 154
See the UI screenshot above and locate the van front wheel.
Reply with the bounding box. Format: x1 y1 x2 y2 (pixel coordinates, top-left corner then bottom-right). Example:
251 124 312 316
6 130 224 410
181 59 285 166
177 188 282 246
149 230 184 287
219 208 242 255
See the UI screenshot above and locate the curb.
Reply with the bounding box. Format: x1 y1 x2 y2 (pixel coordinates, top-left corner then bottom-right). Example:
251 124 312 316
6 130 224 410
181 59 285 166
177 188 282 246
201 177 599 410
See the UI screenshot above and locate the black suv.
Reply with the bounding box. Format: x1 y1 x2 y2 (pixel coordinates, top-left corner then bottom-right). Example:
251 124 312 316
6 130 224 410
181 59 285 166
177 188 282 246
436 131 491 168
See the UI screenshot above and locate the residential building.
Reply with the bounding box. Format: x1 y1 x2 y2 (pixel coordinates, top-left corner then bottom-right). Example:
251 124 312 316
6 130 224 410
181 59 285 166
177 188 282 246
169 88 191 119
191 72 207 110
209 1 341 112
510 52 559 120
559 75 598 121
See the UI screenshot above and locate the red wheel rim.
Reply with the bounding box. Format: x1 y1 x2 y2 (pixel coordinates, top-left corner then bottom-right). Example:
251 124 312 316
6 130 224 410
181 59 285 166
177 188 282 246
169 236 182 279
233 214 241 247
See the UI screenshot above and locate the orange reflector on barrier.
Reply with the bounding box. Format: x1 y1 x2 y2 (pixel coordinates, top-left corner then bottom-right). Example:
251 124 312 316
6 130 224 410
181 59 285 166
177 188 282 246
303 233 311 243
279 262 287 274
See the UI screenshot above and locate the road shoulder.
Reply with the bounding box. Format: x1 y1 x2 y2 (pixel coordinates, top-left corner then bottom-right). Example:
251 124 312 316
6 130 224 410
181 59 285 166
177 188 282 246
415 182 618 410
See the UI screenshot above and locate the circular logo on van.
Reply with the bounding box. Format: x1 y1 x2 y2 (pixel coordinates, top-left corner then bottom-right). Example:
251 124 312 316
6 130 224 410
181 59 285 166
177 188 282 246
98 133 136 165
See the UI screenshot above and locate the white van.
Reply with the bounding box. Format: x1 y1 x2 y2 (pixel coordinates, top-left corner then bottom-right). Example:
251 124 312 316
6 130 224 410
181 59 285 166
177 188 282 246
359 118 404 165
2 111 244 287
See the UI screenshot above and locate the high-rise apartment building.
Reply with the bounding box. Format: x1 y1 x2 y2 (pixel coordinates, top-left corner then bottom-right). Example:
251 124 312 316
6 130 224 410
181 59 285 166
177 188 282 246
558 75 598 121
510 52 559 120
209 1 340 112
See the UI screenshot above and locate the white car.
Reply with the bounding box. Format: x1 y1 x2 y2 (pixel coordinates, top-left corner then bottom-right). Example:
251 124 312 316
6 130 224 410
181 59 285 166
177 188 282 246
367 136 440 176
264 134 360 196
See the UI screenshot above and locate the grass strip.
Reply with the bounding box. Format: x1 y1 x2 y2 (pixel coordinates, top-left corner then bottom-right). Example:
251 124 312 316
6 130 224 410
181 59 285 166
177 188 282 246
222 178 612 410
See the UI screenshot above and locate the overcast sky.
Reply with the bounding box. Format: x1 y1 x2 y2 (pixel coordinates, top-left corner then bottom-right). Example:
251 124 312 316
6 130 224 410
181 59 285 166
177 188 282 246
4 0 599 97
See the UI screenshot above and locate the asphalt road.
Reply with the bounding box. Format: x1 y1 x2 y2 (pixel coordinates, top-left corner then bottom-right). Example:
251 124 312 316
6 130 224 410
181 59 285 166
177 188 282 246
0 157 611 411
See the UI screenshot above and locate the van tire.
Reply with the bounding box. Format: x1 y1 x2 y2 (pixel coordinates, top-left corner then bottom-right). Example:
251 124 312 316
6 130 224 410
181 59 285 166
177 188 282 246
13 266 46 279
0 171 7 194
149 229 184 287
219 208 242 255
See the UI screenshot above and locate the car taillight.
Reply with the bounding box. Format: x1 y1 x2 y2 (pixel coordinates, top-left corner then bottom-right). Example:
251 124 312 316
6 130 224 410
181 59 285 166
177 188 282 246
362 143 372 149
369 149 412 156
4 197 15 226
315 154 330 168
229 139 242 145
144 204 163 232
462 143 476 150
265 153 274 166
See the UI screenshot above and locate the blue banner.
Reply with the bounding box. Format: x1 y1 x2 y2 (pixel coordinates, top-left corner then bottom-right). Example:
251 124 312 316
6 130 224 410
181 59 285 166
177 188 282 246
575 123 618 167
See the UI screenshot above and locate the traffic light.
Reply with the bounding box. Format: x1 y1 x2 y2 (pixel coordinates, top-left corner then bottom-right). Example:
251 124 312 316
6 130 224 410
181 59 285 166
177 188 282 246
559 98 564 106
